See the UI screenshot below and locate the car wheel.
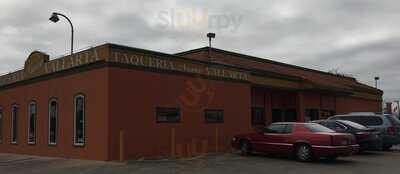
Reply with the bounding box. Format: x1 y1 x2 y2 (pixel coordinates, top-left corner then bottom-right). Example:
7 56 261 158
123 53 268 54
382 145 392 151
296 144 312 162
240 140 251 156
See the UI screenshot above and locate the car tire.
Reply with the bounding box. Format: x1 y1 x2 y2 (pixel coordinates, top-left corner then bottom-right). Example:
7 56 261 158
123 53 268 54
239 140 251 156
295 144 312 162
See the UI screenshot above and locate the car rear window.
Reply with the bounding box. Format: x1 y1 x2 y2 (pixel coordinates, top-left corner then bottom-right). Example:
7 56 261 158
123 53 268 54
337 120 367 130
386 115 400 125
305 123 335 133
265 124 293 134
335 116 383 126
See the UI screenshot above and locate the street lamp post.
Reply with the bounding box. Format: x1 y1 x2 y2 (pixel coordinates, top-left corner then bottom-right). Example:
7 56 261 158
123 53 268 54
374 76 380 89
207 33 216 62
49 12 74 55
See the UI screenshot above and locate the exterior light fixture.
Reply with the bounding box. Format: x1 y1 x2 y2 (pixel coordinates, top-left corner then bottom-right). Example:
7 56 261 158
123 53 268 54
374 76 380 89
207 33 216 62
49 12 74 55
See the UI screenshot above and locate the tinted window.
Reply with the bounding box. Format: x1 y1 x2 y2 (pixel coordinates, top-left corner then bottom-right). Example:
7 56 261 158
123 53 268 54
386 115 400 125
205 109 223 123
320 110 336 119
28 102 37 144
305 109 319 122
272 109 297 122
327 122 347 131
49 100 58 145
156 107 180 123
285 124 293 133
252 107 265 125
11 105 18 144
74 95 85 145
338 120 367 130
305 123 335 133
265 124 292 134
338 116 383 126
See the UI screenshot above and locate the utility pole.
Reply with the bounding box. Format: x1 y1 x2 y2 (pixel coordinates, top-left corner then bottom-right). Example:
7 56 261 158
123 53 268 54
207 33 216 62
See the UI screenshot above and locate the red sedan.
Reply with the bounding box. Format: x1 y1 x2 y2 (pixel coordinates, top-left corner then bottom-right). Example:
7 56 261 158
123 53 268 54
231 122 359 161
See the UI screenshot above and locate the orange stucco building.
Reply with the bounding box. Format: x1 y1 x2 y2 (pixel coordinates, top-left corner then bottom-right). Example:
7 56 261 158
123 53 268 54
0 43 382 160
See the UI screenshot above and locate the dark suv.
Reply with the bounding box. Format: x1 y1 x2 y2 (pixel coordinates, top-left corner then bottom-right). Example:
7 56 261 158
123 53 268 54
328 113 400 150
313 120 381 151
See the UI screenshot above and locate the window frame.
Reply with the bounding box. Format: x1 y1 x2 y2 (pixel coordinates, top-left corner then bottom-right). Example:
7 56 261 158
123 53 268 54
11 104 18 145
73 94 86 147
48 98 58 146
27 101 37 145
156 107 181 123
204 109 224 123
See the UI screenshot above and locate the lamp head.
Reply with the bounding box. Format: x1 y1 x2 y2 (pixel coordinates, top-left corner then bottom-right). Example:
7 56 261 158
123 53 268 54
49 13 59 23
207 33 216 39
375 76 380 81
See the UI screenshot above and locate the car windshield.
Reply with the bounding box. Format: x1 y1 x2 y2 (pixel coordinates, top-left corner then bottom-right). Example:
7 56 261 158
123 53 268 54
305 123 335 133
337 120 367 130
386 115 400 125
332 116 383 126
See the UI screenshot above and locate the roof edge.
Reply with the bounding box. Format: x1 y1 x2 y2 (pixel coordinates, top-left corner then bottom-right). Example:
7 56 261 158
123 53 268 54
175 46 358 81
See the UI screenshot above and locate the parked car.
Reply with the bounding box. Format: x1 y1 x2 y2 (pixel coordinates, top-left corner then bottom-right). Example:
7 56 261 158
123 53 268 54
312 120 382 151
328 113 400 150
231 122 359 162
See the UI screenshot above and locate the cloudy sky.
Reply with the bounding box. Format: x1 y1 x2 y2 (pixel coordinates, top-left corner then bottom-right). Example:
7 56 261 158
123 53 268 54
0 0 399 100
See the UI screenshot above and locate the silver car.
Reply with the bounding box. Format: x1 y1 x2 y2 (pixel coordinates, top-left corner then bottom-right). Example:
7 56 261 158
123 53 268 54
328 112 400 150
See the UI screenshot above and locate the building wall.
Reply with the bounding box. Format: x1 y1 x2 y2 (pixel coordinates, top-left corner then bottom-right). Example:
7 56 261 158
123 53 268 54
251 88 381 124
0 68 109 160
336 96 382 114
107 67 252 160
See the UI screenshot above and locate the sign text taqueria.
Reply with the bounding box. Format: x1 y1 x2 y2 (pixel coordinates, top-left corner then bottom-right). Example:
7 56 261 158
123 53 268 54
0 48 249 87
111 51 248 81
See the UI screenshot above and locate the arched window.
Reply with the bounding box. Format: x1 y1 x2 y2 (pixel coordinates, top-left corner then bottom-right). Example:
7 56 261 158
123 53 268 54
28 101 37 144
11 104 18 144
48 99 58 145
74 94 85 146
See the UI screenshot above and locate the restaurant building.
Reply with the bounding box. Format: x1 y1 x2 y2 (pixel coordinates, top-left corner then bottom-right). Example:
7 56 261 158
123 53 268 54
0 43 382 160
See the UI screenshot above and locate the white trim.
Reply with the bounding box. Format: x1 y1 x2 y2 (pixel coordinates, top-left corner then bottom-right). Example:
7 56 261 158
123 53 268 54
27 101 37 145
11 105 18 144
73 94 85 146
48 99 58 146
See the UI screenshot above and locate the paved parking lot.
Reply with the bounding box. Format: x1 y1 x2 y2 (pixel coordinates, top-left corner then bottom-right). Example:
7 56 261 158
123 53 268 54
1 147 400 174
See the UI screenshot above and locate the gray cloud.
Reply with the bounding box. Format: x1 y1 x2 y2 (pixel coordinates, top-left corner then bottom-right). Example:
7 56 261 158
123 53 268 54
0 0 399 101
